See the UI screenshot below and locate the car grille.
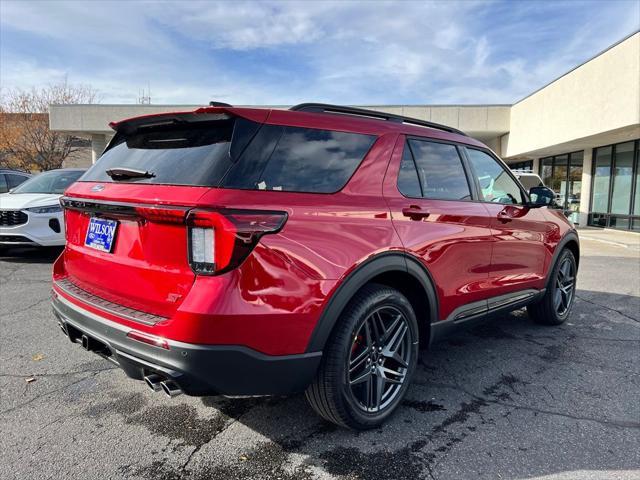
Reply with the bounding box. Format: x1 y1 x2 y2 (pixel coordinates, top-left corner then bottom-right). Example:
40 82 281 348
0 210 28 226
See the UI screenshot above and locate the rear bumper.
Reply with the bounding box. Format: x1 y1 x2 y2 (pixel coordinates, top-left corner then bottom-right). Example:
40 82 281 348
51 291 322 396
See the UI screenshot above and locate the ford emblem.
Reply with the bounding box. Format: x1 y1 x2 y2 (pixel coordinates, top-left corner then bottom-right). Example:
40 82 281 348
91 184 105 192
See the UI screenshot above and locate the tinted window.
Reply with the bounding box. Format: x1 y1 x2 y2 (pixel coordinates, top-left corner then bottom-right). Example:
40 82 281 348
256 127 375 193
6 174 29 189
466 148 523 204
12 170 84 194
82 118 374 193
408 140 471 200
82 116 245 186
397 144 422 197
0 175 7 194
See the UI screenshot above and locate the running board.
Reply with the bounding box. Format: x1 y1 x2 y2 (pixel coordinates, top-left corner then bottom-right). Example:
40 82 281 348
429 288 545 345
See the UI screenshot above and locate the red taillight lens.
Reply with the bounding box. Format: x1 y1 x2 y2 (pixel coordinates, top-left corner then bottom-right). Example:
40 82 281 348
185 209 287 275
134 206 187 224
127 330 170 349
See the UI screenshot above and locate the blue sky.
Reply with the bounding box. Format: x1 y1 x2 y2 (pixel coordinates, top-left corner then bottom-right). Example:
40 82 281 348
1 0 638 105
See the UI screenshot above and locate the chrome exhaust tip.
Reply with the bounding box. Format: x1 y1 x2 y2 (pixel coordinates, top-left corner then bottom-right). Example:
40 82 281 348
160 380 182 398
144 374 164 392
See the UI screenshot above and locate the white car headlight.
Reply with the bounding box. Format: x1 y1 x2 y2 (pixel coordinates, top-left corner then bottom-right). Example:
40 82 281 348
26 205 62 214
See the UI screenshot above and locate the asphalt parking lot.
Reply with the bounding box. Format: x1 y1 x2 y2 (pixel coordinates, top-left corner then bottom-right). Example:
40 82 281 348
1 231 639 480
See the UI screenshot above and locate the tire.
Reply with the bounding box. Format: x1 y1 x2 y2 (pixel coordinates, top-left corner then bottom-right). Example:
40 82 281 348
305 283 419 430
527 248 577 326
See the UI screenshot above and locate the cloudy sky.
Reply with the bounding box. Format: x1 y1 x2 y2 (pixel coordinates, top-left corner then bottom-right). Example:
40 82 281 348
1 0 638 105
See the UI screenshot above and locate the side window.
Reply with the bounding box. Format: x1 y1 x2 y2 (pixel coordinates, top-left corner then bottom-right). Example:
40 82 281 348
408 139 471 201
397 143 422 197
257 127 376 193
0 175 7 193
6 174 28 189
466 148 524 204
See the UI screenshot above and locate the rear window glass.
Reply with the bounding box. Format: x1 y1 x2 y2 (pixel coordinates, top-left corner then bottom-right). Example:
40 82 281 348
81 116 241 186
82 117 375 193
408 139 471 201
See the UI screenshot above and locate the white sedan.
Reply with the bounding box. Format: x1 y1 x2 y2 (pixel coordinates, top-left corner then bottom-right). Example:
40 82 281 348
0 169 85 247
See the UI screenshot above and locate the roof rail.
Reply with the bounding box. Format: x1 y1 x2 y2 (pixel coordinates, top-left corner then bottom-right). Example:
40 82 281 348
289 103 467 136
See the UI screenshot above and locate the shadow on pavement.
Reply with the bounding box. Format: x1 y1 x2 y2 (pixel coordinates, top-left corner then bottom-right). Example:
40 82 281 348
191 288 639 480
0 246 63 264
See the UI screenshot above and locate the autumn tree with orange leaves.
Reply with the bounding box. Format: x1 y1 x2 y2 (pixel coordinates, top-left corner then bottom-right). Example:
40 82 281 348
0 81 97 172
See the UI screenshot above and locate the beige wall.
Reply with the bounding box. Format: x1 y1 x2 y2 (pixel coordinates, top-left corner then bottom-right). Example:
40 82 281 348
505 32 640 158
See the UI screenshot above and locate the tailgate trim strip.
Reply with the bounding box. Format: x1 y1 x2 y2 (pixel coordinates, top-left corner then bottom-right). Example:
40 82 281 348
60 197 190 217
54 277 167 326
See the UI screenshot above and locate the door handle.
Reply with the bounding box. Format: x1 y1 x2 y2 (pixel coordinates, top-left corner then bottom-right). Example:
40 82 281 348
497 210 512 223
402 205 430 220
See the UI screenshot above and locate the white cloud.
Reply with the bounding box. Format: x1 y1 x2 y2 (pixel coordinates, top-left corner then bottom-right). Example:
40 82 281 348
1 0 638 105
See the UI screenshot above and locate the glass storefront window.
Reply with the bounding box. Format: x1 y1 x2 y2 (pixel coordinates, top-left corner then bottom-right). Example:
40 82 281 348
635 168 640 215
551 155 568 201
611 142 634 214
591 146 612 213
567 152 583 223
509 160 533 171
588 140 639 231
541 158 553 187
539 152 583 223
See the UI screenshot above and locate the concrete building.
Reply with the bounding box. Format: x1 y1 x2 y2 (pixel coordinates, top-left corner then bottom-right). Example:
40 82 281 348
50 31 640 230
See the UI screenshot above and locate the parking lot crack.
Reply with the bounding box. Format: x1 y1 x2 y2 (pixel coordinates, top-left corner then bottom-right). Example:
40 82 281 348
2 298 50 317
427 381 640 430
0 366 117 379
576 294 640 324
0 370 105 416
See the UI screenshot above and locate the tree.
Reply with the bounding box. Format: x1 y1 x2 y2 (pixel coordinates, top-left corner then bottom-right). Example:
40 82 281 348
0 80 97 172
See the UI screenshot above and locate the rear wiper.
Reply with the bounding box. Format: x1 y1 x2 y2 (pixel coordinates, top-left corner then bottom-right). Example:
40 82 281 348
105 167 156 180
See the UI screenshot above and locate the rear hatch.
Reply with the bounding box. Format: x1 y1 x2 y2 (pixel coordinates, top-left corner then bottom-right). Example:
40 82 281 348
59 106 378 320
60 108 269 318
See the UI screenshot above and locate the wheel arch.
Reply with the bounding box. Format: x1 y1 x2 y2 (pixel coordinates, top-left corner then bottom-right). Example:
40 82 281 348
546 231 580 288
305 252 439 352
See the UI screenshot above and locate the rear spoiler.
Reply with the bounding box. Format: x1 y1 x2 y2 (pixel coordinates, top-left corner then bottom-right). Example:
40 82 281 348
108 107 271 135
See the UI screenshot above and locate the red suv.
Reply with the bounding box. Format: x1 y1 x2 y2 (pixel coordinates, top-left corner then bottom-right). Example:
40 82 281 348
52 103 579 429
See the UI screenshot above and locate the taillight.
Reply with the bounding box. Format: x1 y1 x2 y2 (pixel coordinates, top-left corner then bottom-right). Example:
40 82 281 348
185 209 287 275
127 330 170 349
134 206 187 224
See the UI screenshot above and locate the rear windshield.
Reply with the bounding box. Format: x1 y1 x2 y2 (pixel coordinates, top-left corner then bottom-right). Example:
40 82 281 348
81 116 376 193
12 170 84 194
81 116 241 186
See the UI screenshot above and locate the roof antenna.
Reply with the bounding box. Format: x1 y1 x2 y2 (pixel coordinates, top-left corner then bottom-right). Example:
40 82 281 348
209 101 233 107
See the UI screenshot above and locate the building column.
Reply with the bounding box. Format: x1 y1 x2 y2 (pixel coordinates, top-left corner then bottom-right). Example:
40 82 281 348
532 158 540 174
90 134 107 164
578 149 593 227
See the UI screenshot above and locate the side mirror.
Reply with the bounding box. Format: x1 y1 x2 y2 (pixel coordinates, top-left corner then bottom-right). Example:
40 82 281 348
528 186 555 207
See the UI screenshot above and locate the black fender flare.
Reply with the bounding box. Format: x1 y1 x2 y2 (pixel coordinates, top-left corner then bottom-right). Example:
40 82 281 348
305 252 439 352
544 230 580 289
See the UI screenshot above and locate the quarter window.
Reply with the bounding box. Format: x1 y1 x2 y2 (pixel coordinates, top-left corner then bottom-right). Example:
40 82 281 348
466 148 524 204
397 144 422 197
402 140 471 201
